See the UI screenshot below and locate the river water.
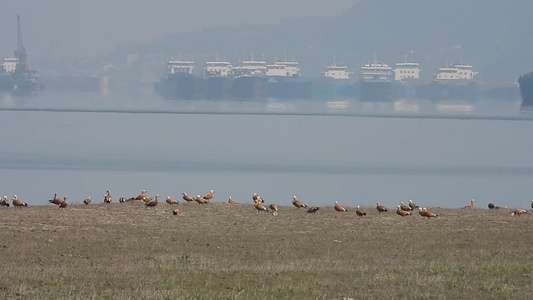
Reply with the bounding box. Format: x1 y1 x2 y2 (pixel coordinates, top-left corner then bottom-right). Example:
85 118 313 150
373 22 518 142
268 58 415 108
1 90 532 209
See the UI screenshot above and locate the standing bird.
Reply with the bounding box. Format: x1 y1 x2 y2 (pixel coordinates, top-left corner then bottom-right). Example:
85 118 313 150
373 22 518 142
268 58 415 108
182 192 194 203
1 196 10 207
83 197 91 205
145 195 159 208
530 200 533 210
423 208 438 218
396 205 411 217
228 197 238 204
172 209 180 215
376 202 387 214
292 196 307 208
134 190 147 201
355 205 366 217
408 200 419 210
103 190 112 203
166 196 178 205
12 195 28 208
334 201 347 212
252 193 264 204
59 197 68 209
399 202 411 211
269 204 278 211
254 202 268 212
49 193 63 205
195 195 207 204
307 206 320 213
462 199 475 209
203 189 214 201
511 209 527 216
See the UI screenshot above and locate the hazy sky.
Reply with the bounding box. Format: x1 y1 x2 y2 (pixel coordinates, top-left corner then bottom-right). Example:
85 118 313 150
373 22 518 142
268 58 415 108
0 0 358 59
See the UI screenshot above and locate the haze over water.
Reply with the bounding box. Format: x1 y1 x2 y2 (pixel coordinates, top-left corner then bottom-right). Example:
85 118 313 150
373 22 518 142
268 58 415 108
1 91 532 209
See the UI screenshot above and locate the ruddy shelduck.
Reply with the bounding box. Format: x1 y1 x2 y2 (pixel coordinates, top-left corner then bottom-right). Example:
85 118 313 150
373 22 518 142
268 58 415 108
1 196 10 207
252 193 264 204
292 196 307 208
355 205 366 217
59 197 68 208
396 205 411 217
254 202 268 212
49 193 63 205
418 207 427 217
134 190 147 201
228 197 238 204
103 190 112 203
269 204 278 211
203 189 214 200
488 203 506 210
334 201 347 212
408 200 419 210
166 196 178 205
423 207 438 218
462 199 475 209
172 208 180 215
145 195 159 208
182 192 194 202
83 197 91 205
12 195 28 208
511 209 527 216
376 202 387 214
307 206 320 213
195 195 207 204
399 202 411 211
530 200 533 209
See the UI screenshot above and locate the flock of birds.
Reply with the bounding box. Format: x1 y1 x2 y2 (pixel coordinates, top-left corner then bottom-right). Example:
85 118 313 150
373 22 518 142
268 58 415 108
1 189 530 218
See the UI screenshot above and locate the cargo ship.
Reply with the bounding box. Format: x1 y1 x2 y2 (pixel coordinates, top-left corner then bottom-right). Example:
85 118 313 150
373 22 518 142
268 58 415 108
358 60 395 102
266 61 312 99
519 72 533 109
415 63 479 101
311 62 353 100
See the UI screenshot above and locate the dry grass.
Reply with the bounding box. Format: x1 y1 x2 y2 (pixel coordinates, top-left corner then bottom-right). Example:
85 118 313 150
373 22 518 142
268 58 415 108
0 202 532 299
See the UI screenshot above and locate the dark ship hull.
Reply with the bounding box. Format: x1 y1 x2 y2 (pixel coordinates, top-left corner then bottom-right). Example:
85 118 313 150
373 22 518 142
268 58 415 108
155 73 206 100
415 81 480 101
230 76 268 100
358 81 395 102
519 72 533 109
267 76 312 99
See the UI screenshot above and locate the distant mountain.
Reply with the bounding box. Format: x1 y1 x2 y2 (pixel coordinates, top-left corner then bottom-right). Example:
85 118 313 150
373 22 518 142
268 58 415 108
110 0 533 84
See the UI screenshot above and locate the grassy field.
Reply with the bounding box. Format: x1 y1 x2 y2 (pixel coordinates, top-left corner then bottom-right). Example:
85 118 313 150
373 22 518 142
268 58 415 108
0 200 532 299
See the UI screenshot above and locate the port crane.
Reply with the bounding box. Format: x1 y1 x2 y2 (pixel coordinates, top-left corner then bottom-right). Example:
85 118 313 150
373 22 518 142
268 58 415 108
11 14 40 93
14 14 28 73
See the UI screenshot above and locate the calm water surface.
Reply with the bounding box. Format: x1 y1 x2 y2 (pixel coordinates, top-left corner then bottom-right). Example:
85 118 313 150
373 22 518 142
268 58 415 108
1 91 532 209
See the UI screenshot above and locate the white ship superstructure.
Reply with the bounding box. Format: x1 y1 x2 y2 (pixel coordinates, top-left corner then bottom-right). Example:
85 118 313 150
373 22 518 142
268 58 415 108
232 59 267 77
393 62 421 83
167 59 195 75
205 61 232 77
266 61 301 77
360 61 393 82
2 57 18 73
434 63 478 81
322 63 351 80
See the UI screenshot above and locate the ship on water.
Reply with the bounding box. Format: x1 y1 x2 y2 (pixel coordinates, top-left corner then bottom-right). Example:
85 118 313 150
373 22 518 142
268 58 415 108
357 60 395 102
518 72 533 109
266 61 312 99
311 61 353 100
154 58 204 99
415 63 479 101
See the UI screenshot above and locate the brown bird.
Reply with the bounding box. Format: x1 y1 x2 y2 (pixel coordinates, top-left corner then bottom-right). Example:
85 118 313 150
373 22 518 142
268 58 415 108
12 195 28 208
488 203 506 209
145 195 159 208
355 205 366 217
195 195 207 204
292 196 307 208
103 190 112 203
462 199 475 209
182 192 194 202
49 193 63 205
396 205 411 217
269 204 278 211
203 189 214 201
399 201 411 211
172 208 180 215
252 193 264 204
511 209 527 216
408 199 419 210
530 200 533 210
376 202 387 214
254 202 268 212
59 197 68 208
228 197 238 204
334 201 347 212
134 190 147 201
142 195 153 203
423 207 438 218
166 196 178 205
1 196 10 207
307 206 320 213
83 197 91 205
418 207 427 217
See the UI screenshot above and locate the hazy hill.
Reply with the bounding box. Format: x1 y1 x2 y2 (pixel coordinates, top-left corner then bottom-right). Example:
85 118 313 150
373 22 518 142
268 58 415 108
110 0 533 84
